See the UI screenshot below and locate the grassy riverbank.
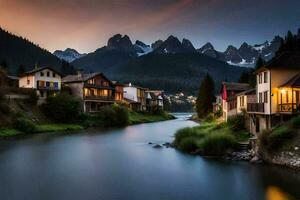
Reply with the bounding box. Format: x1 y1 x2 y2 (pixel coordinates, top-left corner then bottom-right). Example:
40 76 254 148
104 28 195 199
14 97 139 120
173 114 250 156
0 111 174 139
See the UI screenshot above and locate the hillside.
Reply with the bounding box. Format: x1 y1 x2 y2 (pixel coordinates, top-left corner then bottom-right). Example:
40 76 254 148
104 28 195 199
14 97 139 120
108 53 246 94
0 28 75 75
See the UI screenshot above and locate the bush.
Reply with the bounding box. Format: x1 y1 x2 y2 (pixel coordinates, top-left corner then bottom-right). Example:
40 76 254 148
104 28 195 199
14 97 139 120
178 137 198 152
290 116 300 129
14 118 37 133
174 127 197 146
0 102 10 114
204 113 215 123
113 105 129 127
96 105 130 127
227 114 246 132
198 133 237 155
42 93 81 123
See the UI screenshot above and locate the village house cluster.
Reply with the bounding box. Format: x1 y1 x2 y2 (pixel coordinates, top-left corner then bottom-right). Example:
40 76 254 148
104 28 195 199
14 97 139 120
5 66 165 113
214 52 300 135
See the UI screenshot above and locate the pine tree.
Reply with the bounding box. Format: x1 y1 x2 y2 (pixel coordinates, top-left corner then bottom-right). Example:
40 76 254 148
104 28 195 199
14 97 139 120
238 71 250 83
255 57 264 70
196 73 216 118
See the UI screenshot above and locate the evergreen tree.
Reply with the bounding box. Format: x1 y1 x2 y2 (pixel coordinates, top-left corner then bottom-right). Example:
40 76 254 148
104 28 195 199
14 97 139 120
18 64 25 76
196 73 216 118
255 57 264 70
238 71 250 83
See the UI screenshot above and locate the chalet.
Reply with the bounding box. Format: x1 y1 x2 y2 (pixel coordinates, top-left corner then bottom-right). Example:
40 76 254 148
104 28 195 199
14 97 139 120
247 52 300 134
123 83 147 111
62 71 115 113
220 82 251 121
146 90 164 111
236 89 256 114
112 81 124 102
19 66 62 102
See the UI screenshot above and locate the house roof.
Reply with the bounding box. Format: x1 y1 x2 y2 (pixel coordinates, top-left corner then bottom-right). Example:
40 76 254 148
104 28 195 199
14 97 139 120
236 88 256 96
222 82 251 91
62 72 113 85
123 83 148 90
256 51 300 73
279 73 300 88
24 66 62 76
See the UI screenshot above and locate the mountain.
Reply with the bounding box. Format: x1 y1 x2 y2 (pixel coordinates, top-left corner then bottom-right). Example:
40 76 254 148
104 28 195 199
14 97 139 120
53 48 86 62
73 34 245 94
152 35 196 54
0 27 75 75
199 36 283 67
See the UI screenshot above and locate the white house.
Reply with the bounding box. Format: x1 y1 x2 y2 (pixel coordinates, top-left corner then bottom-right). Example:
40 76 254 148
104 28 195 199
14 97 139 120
123 83 147 111
19 66 62 101
247 52 300 134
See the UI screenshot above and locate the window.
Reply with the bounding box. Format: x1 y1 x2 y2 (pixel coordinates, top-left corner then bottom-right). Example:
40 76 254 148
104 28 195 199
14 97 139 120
53 73 56 78
40 72 44 77
263 91 268 103
240 96 244 107
47 71 50 77
27 79 30 85
258 73 262 84
259 92 262 103
263 72 268 83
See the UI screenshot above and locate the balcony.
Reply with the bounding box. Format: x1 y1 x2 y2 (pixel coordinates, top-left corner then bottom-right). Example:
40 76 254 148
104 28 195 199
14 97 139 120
247 103 265 113
278 103 300 113
84 83 114 90
37 85 59 91
84 95 115 102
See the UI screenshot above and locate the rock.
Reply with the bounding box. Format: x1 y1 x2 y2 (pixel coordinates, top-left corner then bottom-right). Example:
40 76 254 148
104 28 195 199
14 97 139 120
250 156 263 164
148 142 153 145
153 144 163 149
162 142 171 147
295 147 299 151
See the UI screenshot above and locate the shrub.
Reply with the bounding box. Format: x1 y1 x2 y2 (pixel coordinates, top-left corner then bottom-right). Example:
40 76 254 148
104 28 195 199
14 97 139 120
198 133 237 155
113 105 129 127
227 114 246 132
290 116 300 129
14 118 37 133
178 137 198 152
96 105 117 127
174 127 197 146
0 102 10 114
204 113 215 123
42 93 81 123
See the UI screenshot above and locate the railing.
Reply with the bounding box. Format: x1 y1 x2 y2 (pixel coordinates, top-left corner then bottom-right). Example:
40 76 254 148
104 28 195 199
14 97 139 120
247 103 265 113
84 95 115 101
37 85 59 91
278 103 299 113
84 83 113 89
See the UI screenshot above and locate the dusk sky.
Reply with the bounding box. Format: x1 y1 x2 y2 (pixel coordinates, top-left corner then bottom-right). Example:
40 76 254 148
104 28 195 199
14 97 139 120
0 0 300 53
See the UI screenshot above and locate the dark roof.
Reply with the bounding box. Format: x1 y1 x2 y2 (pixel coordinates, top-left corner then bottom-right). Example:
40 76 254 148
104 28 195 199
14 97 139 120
236 88 256 96
6 75 19 80
256 52 300 73
62 72 113 85
222 82 250 91
124 83 148 90
24 66 62 76
279 73 300 88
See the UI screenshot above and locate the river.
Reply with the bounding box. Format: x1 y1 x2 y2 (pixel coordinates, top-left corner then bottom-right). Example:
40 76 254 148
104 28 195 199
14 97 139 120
0 113 299 200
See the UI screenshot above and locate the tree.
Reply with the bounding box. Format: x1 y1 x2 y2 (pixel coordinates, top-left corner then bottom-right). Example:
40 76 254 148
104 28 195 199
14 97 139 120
255 57 264 70
238 71 250 84
0 60 8 72
196 73 216 118
18 64 25 76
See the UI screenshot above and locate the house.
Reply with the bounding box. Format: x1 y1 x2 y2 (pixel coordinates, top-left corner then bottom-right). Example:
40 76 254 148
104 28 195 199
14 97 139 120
19 66 62 102
112 81 124 102
220 82 251 121
247 52 300 134
62 71 115 113
123 83 147 111
146 90 164 111
236 89 256 114
0 69 19 88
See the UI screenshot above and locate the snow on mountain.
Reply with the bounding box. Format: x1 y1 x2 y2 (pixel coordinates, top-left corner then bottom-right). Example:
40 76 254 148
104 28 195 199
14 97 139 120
134 40 153 56
54 48 86 62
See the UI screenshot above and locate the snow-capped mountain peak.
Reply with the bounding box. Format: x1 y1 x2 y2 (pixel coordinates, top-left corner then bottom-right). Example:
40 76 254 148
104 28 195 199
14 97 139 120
53 48 86 62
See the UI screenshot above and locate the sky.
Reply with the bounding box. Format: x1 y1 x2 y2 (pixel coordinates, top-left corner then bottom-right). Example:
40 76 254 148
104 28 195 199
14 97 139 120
0 0 300 53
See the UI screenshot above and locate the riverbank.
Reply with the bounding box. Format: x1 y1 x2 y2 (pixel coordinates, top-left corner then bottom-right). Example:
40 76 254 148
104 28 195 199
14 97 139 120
0 111 175 139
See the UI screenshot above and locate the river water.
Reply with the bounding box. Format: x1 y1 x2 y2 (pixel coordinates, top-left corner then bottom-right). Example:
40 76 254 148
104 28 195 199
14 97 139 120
0 113 299 200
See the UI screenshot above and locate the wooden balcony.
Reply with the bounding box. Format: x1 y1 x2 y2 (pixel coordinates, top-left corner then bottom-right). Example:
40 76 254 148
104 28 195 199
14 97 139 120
278 103 300 113
247 103 265 113
84 95 115 102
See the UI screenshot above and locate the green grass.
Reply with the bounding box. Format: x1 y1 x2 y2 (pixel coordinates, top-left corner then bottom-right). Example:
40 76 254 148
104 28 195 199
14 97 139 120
36 124 84 133
0 129 22 137
174 120 248 155
129 111 174 124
